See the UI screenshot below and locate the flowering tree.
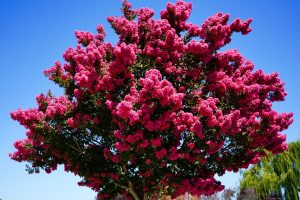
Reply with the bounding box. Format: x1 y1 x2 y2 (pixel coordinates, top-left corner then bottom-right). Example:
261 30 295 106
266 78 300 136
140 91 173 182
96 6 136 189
10 1 293 199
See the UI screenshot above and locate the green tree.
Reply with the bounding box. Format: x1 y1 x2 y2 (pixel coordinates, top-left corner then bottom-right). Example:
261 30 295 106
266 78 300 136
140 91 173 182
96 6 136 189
240 141 300 200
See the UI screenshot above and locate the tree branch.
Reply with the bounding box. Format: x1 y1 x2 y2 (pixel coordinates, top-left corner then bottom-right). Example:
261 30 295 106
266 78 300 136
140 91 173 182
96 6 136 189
121 165 141 200
128 180 140 200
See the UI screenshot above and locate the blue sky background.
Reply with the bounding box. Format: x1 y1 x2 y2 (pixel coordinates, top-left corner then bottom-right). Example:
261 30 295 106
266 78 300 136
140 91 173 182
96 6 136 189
0 0 299 199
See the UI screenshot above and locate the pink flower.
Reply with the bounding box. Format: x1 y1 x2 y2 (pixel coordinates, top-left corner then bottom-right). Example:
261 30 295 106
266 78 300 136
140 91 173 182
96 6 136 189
111 155 120 163
139 139 149 149
67 118 76 128
187 143 195 150
191 120 204 139
75 30 95 46
96 25 105 41
116 101 132 119
115 142 130 152
93 117 100 125
145 159 151 165
186 40 209 55
138 8 154 22
155 148 167 160
206 140 224 155
161 0 192 32
151 137 162 148
144 171 151 177
169 152 181 161
45 96 73 118
230 18 252 34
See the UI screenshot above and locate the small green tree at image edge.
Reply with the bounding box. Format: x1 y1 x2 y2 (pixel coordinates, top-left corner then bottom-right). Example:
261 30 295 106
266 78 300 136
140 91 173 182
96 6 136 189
240 141 300 200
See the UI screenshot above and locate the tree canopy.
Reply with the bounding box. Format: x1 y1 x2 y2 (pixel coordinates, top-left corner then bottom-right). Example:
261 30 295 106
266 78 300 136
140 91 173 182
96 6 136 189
240 141 300 200
10 0 293 199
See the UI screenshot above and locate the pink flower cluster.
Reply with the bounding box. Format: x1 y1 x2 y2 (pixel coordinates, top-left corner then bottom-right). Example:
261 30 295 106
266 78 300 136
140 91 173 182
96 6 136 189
161 0 192 32
44 96 74 118
173 178 225 197
200 13 252 50
121 0 137 20
108 16 139 44
10 0 293 199
9 138 35 162
139 69 185 111
11 108 44 129
75 30 95 46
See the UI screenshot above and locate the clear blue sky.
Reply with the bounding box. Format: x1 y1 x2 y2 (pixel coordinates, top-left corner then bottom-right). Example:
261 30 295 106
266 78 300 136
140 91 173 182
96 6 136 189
0 0 299 199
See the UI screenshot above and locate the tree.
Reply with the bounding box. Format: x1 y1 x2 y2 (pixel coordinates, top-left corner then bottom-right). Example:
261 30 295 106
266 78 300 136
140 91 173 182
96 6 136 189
240 141 300 200
222 188 235 200
10 0 293 199
236 188 258 200
200 194 219 200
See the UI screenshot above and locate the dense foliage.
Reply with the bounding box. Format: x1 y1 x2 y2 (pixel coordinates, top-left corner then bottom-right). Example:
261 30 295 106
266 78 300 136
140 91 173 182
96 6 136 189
240 141 300 200
10 0 293 199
